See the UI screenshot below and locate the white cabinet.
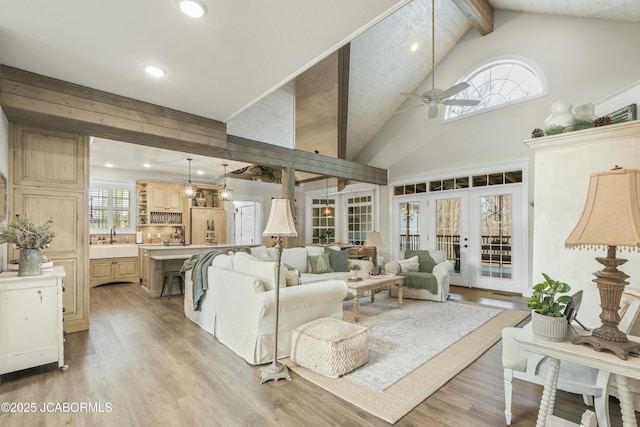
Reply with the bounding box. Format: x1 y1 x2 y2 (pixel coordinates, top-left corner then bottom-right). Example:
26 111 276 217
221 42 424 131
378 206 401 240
0 266 67 376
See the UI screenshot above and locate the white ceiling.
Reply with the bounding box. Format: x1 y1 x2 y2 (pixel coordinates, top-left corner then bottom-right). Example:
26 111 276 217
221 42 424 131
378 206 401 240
2 0 639 182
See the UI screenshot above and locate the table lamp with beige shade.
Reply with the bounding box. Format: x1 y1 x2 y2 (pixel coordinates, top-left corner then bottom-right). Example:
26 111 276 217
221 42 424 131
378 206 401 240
365 231 385 275
565 166 640 360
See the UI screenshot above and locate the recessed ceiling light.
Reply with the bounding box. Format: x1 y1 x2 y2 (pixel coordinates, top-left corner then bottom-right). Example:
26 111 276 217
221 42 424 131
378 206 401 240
143 163 151 168
410 42 420 53
197 170 204 175
144 65 166 77
178 0 206 18
105 163 114 168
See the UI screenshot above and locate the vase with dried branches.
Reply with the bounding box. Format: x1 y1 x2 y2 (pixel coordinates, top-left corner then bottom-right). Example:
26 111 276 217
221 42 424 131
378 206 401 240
0 215 55 276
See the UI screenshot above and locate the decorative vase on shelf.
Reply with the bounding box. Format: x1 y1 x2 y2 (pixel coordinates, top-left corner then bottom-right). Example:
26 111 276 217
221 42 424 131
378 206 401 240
18 248 42 277
544 99 575 128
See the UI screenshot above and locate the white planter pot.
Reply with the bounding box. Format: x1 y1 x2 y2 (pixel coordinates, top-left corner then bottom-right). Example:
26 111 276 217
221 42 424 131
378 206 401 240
531 311 568 342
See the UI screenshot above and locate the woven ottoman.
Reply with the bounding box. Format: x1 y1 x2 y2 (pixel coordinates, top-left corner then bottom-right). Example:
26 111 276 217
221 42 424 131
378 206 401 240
290 317 368 378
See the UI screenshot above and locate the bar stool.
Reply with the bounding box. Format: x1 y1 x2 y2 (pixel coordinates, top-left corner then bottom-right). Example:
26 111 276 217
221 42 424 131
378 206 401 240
161 271 184 298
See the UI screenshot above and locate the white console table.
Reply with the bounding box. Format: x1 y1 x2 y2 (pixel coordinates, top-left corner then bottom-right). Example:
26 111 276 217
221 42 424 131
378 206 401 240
516 328 640 427
0 266 67 378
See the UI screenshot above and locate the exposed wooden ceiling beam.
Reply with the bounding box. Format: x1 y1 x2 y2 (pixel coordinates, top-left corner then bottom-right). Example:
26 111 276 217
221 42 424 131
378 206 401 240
451 0 493 36
337 44 350 192
0 65 387 185
227 135 387 185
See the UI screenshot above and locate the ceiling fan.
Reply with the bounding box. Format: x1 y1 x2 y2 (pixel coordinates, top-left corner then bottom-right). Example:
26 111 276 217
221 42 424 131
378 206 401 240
398 0 480 119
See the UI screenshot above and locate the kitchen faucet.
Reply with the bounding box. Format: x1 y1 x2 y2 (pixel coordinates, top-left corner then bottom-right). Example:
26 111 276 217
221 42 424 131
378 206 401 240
110 228 116 244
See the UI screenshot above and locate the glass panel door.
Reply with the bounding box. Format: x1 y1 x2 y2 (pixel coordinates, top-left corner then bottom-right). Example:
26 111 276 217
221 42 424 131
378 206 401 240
479 194 512 279
471 187 522 293
431 193 469 285
399 202 420 251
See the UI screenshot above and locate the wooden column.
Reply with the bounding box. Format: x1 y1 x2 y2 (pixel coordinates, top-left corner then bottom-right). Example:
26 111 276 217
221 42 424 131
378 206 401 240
281 167 297 248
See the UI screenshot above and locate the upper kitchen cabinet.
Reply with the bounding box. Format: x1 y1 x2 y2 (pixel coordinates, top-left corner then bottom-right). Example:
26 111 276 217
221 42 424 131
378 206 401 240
148 182 183 211
11 125 87 190
137 181 184 226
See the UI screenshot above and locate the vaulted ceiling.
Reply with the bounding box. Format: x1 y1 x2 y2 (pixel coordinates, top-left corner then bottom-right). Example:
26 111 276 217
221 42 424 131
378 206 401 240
1 0 639 183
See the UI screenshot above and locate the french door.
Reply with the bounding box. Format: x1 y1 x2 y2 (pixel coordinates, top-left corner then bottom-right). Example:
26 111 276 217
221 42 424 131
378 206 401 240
425 186 523 291
431 193 469 285
469 186 522 292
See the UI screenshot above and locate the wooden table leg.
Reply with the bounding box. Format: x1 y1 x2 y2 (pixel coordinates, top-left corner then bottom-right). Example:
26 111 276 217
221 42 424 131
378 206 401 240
615 374 638 427
536 357 560 427
370 289 375 302
353 293 360 322
397 281 403 308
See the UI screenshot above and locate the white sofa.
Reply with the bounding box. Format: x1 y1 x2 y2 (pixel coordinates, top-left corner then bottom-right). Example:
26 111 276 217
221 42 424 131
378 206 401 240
183 247 369 365
250 245 373 284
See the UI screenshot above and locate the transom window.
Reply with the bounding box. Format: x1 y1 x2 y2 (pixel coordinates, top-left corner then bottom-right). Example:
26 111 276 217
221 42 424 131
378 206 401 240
444 57 546 121
89 181 135 233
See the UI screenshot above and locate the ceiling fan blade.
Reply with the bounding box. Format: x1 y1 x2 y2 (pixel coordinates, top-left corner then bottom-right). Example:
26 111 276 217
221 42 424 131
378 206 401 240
401 92 424 100
428 105 439 119
442 98 481 106
439 82 470 99
393 104 425 115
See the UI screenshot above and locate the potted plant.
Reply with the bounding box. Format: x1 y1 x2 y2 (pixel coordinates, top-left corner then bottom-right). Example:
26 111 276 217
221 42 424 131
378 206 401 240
348 261 362 282
0 215 55 276
527 273 573 342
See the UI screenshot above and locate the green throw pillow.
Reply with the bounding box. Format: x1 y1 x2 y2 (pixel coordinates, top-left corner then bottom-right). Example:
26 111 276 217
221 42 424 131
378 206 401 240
324 247 349 272
309 253 334 274
404 250 437 273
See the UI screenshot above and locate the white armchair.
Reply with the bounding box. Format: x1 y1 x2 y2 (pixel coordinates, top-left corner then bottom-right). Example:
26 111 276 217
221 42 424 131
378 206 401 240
501 299 640 425
386 250 452 302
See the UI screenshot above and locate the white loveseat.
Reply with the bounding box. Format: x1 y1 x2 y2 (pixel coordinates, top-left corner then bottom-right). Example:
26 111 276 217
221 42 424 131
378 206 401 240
183 247 368 365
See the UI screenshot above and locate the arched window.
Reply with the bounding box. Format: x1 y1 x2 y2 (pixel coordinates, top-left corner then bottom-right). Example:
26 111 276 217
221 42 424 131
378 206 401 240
443 57 547 121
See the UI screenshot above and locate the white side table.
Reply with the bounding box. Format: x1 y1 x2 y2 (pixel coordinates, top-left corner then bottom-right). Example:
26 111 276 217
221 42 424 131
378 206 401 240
0 266 67 377
516 327 640 427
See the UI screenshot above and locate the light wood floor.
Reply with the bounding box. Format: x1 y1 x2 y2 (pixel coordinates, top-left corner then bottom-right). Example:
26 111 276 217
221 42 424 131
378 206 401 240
0 283 628 426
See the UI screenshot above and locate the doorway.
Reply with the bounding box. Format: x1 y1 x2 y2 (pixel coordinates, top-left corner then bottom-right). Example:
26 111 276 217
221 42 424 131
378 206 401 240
233 199 262 245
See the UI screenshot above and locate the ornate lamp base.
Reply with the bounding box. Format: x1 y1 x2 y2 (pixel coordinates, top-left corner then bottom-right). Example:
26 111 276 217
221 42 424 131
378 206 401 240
260 361 291 383
572 246 640 360
572 335 640 360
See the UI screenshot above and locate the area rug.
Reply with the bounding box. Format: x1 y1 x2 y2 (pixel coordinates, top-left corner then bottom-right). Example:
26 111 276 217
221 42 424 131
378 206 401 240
283 294 529 424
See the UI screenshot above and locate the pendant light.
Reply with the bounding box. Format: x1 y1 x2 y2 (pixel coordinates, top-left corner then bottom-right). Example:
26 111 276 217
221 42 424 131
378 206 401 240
220 163 233 201
183 158 197 199
322 178 334 217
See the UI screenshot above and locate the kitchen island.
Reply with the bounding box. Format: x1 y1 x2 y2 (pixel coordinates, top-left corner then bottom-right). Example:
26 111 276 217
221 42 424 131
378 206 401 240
138 244 256 297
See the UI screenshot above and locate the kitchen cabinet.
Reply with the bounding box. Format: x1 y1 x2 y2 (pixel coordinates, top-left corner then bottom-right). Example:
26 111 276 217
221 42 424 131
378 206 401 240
89 257 139 287
137 181 184 226
9 124 89 333
0 267 67 376
148 182 183 211
191 208 226 245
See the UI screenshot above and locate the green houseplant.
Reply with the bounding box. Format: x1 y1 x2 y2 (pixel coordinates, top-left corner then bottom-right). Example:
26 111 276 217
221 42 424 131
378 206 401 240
527 273 573 341
0 215 55 276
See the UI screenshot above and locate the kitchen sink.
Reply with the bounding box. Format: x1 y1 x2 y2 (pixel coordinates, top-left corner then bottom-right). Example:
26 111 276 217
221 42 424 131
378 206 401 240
89 244 139 259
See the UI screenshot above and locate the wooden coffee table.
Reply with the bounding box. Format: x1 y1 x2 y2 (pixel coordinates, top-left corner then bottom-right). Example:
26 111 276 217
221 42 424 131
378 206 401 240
346 275 404 322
